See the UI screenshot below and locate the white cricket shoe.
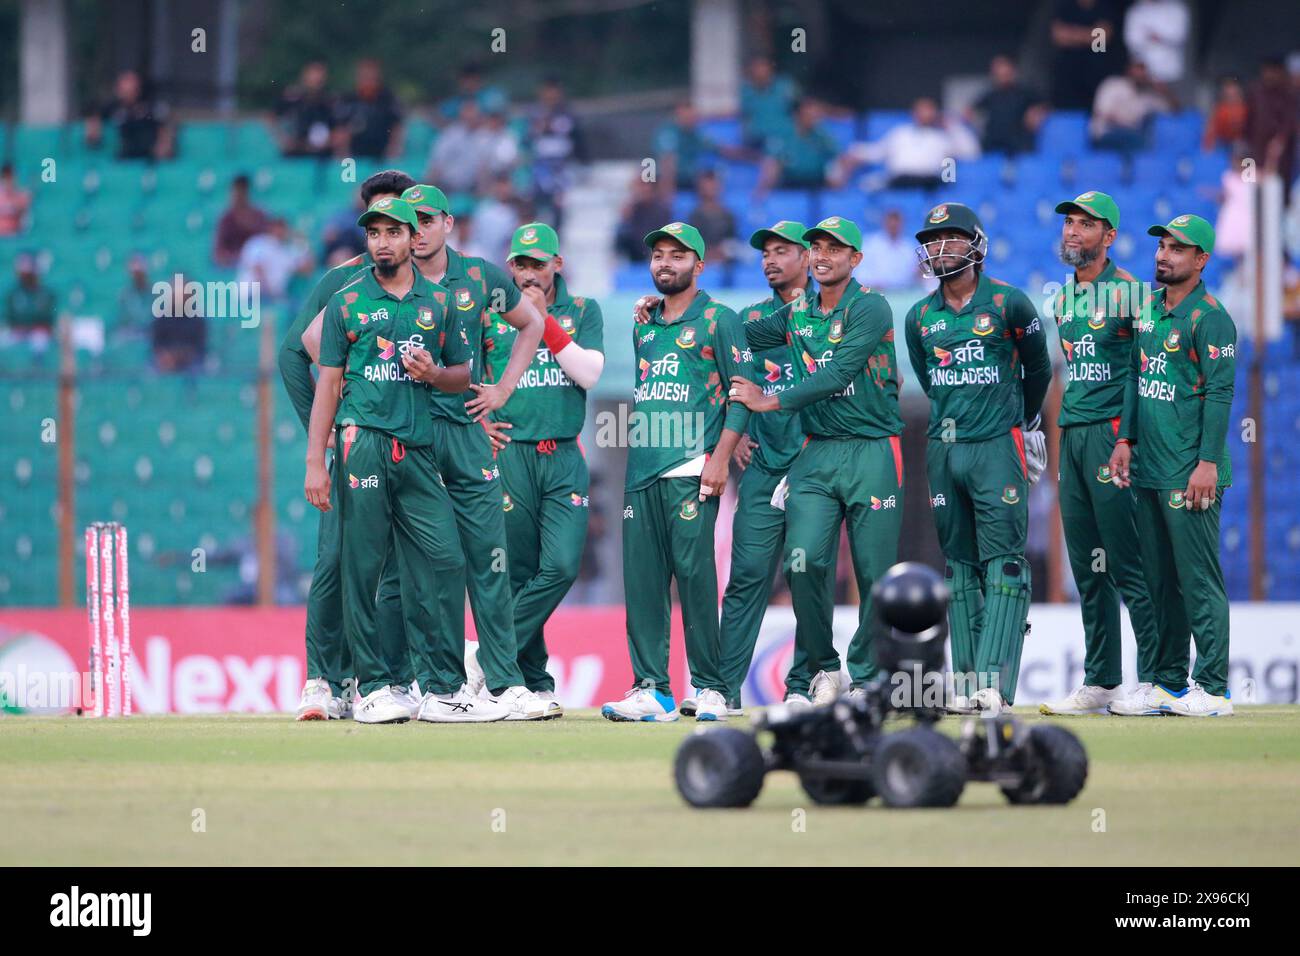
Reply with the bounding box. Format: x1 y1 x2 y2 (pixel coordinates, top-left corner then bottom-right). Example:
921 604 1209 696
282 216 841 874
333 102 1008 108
417 686 509 722
809 669 845 706
846 687 868 702
1039 684 1119 716
601 688 679 722
464 641 486 696
481 685 552 721
946 693 978 715
1107 682 1170 716
353 686 413 724
393 683 423 719
535 690 564 719
784 693 813 711
970 688 1005 716
295 678 333 721
726 699 744 717
678 696 698 717
1168 683 1233 717
694 688 728 722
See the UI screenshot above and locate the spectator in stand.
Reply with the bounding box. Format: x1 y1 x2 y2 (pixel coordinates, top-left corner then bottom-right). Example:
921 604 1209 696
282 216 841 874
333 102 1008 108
1213 148 1252 263
528 77 582 227
853 210 925 291
276 61 337 157
687 170 739 273
213 174 270 268
115 253 155 342
654 101 718 191
438 62 506 126
473 175 524 263
1203 76 1249 152
1089 60 1172 156
1049 0 1119 111
479 92 522 183
320 192 367 261
967 55 1047 155
152 275 207 374
1123 0 1189 88
757 97 839 193
84 69 175 160
4 253 56 348
333 59 403 159
1246 58 1298 201
614 175 672 263
837 96 979 190
740 55 797 150
0 163 31 236
426 100 485 195
238 217 312 304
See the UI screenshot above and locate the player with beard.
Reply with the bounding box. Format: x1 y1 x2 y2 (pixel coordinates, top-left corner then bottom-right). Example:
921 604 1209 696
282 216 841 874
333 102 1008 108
304 197 509 724
282 168 414 721
730 216 904 705
903 203 1052 714
1040 192 1160 716
601 222 750 722
480 222 605 712
1108 215 1236 717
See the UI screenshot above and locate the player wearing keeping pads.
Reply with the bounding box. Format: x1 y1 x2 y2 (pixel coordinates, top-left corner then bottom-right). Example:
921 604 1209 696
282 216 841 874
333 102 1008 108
730 216 904 704
305 197 508 725
481 222 605 714
1108 215 1235 718
601 221 750 723
904 202 1052 713
280 168 414 721
373 184 557 721
1041 191 1160 716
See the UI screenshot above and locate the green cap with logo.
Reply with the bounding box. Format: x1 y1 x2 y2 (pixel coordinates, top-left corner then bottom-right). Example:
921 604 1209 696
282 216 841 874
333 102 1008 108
749 219 810 250
1055 190 1120 230
1148 214 1215 255
509 222 560 261
803 215 862 251
401 184 451 216
644 221 706 259
915 202 984 242
357 196 420 230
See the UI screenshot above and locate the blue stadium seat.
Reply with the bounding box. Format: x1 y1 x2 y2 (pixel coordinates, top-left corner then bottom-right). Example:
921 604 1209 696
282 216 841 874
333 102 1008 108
1037 111 1089 157
699 117 742 148
862 111 910 141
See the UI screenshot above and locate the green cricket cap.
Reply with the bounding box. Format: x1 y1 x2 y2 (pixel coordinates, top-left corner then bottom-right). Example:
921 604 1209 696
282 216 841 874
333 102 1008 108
401 184 451 216
1148 214 1215 255
1056 190 1120 230
644 221 706 259
915 202 984 242
509 222 560 261
749 219 810 251
357 196 420 230
803 215 862 251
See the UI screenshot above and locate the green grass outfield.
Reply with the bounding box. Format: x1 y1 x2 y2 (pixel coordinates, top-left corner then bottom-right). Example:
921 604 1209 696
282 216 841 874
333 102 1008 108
4 707 1299 866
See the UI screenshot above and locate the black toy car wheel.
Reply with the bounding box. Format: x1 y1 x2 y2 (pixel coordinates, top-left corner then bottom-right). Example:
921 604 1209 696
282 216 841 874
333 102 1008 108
674 728 766 808
1001 724 1089 805
871 728 966 808
798 773 874 806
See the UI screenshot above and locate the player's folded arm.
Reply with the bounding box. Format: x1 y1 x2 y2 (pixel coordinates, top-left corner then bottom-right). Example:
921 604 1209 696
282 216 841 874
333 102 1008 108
777 295 891 412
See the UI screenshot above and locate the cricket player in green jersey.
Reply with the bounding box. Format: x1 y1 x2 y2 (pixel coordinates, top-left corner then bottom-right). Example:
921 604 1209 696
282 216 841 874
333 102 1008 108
377 184 555 720
1040 191 1161 716
731 215 905 705
904 202 1052 713
601 221 751 722
480 222 605 713
305 197 510 725
1108 215 1236 717
280 168 414 721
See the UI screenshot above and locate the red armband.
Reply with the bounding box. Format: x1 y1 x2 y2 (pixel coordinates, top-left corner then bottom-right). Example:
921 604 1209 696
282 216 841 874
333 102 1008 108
542 314 573 355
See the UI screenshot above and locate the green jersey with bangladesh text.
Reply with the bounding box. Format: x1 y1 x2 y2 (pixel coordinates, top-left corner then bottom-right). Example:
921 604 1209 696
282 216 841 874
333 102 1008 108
624 289 751 492
1126 280 1235 489
736 294 806 472
319 266 470 447
482 274 604 440
1054 258 1143 428
744 278 903 441
428 246 522 426
904 273 1052 442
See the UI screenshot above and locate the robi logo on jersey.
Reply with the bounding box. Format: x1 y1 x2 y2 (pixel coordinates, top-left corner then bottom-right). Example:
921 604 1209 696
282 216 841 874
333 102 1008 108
870 495 897 511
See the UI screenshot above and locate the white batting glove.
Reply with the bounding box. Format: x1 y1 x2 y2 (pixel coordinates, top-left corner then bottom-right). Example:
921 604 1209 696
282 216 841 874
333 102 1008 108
1023 415 1048 486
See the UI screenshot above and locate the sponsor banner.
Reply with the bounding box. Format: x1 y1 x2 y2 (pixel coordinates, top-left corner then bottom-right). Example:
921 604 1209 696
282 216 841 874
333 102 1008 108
3 604 1295 713
0 608 686 715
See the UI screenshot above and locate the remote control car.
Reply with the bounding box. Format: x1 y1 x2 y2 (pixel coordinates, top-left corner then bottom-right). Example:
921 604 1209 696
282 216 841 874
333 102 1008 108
673 562 1088 809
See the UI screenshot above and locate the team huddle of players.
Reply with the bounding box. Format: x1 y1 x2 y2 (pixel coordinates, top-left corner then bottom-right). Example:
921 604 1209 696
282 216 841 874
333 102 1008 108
283 166 1237 724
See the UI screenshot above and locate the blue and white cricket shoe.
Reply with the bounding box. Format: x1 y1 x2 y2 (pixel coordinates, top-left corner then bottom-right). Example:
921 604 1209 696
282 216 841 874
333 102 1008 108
1169 683 1233 717
694 689 728 722
1108 682 1176 716
601 688 679 722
